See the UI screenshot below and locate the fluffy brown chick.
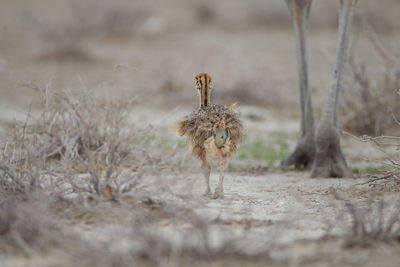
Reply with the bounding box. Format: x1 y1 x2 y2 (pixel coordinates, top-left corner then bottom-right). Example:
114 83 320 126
177 73 243 199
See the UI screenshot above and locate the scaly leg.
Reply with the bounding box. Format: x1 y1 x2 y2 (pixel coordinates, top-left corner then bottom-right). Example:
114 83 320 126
281 0 316 169
202 160 211 196
211 157 227 199
311 0 358 178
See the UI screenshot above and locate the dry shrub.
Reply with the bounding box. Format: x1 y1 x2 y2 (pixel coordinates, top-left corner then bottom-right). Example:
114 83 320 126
0 82 180 198
341 22 400 136
0 109 45 194
352 123 400 190
329 112 400 245
331 191 400 247
341 59 399 136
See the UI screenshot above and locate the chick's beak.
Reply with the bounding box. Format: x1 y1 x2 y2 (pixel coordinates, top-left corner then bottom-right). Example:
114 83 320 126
213 129 227 148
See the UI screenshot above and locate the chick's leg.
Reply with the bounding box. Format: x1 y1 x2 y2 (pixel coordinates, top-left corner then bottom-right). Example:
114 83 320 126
202 160 211 196
211 157 227 199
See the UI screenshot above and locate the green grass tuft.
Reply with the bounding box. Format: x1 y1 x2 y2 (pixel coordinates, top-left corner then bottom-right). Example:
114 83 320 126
237 133 290 162
352 166 389 175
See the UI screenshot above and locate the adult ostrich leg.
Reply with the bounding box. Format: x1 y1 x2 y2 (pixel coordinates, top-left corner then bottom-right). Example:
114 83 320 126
311 0 359 177
281 0 315 168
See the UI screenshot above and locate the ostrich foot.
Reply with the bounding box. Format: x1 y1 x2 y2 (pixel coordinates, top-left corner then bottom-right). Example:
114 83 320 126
203 188 211 197
311 129 352 178
311 149 352 178
211 186 224 199
281 135 315 169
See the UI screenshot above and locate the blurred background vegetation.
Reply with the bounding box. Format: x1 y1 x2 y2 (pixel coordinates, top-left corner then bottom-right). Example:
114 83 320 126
0 0 399 135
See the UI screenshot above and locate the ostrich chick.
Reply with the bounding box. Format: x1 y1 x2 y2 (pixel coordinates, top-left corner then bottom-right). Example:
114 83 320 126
177 73 243 199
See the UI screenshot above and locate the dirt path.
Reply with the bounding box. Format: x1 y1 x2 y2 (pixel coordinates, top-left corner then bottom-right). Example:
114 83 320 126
151 170 369 241
128 167 400 266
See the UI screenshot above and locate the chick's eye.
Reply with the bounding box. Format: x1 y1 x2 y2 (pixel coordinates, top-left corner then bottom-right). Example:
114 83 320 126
195 84 200 90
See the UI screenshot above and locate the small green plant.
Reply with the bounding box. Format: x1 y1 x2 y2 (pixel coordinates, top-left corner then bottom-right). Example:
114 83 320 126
237 134 290 162
352 166 389 175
